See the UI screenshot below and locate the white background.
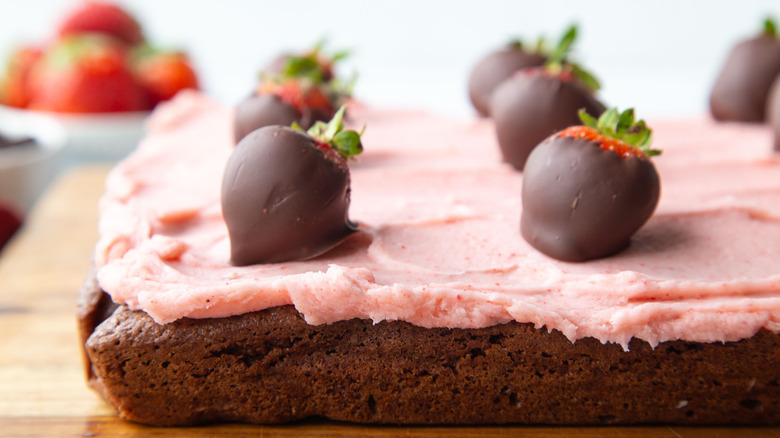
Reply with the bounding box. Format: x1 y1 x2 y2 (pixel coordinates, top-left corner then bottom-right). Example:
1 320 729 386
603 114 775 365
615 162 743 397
1 0 779 118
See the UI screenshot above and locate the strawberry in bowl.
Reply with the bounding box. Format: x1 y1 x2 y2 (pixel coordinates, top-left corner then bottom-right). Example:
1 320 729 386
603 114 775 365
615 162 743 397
0 1 201 161
28 34 148 113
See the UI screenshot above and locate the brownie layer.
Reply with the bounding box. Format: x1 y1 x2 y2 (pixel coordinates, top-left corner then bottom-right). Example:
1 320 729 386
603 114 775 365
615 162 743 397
79 272 780 426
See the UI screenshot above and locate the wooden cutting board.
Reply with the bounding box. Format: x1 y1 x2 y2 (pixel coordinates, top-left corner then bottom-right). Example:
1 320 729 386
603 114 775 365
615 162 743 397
0 166 777 438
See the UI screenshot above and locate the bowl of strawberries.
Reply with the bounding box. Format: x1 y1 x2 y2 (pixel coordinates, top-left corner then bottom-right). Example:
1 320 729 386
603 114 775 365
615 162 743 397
0 122 66 252
0 1 200 162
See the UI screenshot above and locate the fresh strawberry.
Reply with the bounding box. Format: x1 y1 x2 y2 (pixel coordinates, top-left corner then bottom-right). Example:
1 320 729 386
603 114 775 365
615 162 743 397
133 48 199 107
0 45 43 108
28 34 148 113
521 108 661 262
490 26 604 170
710 17 780 122
57 1 144 46
222 106 363 265
0 203 22 252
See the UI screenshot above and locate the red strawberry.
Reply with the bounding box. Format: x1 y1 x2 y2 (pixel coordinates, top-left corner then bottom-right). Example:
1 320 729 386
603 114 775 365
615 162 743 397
490 26 605 170
222 106 364 265
0 203 22 252
0 45 43 108
521 108 661 262
134 49 199 107
28 34 148 113
57 1 144 46
710 18 780 122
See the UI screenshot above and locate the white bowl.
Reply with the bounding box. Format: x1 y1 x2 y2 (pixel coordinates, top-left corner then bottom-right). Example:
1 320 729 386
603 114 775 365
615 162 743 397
0 125 66 215
0 105 148 164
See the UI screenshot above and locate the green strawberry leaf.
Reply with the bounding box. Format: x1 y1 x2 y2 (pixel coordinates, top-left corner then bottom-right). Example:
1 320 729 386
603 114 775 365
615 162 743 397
579 108 660 157
304 105 364 159
578 109 598 129
333 130 363 157
597 108 620 135
569 63 601 92
283 55 325 83
331 50 351 63
507 39 524 50
534 36 546 53
617 108 635 132
547 24 577 65
537 24 601 92
764 17 777 36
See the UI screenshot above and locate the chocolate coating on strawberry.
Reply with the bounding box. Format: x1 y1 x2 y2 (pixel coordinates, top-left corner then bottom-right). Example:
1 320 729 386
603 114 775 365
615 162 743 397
768 75 780 151
521 109 661 262
467 46 546 117
710 18 780 122
222 107 363 265
233 93 329 144
491 69 605 170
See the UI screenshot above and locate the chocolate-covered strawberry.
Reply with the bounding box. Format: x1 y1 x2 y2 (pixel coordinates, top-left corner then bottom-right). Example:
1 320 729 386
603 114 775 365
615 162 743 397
769 76 780 151
521 108 661 262
710 18 780 122
234 43 351 144
467 39 546 117
234 78 339 143
490 26 605 170
222 106 363 265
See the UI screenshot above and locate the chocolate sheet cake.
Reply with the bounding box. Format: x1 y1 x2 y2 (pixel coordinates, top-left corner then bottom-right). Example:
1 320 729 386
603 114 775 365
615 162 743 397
79 92 780 425
78 278 780 426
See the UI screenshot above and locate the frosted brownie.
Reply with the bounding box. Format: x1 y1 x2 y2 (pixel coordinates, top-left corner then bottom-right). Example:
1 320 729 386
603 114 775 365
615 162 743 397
80 92 780 425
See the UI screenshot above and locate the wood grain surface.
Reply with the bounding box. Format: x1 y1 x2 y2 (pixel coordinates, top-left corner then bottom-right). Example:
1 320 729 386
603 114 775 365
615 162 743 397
0 166 777 437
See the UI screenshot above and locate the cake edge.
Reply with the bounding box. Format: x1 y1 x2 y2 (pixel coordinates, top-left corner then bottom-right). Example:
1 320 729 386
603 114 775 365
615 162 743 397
78 268 780 426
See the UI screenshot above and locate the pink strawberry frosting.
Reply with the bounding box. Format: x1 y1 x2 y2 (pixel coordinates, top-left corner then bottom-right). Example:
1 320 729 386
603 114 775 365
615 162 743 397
94 91 780 349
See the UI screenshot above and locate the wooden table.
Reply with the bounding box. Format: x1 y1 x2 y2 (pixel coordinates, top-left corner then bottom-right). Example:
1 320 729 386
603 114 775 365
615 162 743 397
0 166 778 438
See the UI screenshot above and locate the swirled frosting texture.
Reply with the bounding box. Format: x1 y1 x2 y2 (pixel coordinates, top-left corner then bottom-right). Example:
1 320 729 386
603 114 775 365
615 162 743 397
95 91 780 348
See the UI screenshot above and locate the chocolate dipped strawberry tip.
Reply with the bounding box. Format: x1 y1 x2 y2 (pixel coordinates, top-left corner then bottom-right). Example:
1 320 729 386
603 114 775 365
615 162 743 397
293 105 364 160
572 108 660 158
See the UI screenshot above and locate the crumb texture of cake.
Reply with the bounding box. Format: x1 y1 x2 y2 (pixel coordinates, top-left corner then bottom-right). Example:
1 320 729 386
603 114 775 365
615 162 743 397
80 281 780 426
92 92 780 349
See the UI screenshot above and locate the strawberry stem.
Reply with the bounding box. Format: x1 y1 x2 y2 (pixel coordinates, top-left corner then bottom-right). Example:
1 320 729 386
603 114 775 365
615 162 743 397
546 24 577 65
278 38 350 85
579 108 660 157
